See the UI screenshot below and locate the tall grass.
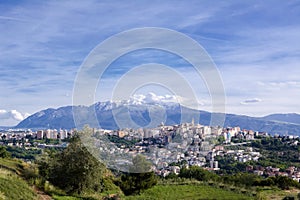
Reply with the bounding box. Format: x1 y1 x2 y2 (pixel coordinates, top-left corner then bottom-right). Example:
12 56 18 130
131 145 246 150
0 168 36 200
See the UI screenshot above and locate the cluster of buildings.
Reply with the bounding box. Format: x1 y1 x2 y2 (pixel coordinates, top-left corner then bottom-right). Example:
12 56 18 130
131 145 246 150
222 147 261 163
91 121 219 174
246 165 300 182
0 128 75 147
0 121 267 175
91 121 266 175
98 121 265 144
99 120 222 141
35 129 72 140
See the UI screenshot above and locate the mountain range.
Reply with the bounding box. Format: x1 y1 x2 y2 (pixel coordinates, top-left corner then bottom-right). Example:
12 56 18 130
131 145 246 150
15 95 300 136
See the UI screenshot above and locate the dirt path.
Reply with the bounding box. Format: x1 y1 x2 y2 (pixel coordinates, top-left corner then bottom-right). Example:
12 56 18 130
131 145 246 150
32 186 53 200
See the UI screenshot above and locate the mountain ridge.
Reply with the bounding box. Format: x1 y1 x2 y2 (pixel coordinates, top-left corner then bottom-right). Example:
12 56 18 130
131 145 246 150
15 100 300 136
260 113 300 125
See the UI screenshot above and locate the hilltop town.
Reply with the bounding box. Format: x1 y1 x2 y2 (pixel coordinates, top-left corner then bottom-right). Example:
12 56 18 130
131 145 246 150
2 120 300 183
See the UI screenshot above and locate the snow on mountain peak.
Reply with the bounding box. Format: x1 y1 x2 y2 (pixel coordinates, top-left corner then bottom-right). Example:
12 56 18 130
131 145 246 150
129 93 179 105
94 93 181 110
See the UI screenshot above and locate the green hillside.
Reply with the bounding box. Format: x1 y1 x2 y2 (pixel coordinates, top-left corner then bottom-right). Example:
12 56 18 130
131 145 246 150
0 159 37 200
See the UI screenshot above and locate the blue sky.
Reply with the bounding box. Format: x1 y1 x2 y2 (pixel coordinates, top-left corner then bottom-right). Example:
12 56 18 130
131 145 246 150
0 0 300 125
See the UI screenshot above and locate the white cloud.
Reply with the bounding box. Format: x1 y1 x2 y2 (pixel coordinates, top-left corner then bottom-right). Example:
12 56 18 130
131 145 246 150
240 98 262 105
127 93 207 111
130 93 179 104
0 109 29 121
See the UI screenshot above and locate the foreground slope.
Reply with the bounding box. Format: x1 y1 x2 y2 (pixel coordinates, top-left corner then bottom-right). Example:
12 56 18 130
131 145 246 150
0 158 37 200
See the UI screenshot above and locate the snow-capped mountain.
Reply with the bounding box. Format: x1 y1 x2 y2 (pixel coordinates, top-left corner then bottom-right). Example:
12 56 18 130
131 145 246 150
94 93 182 110
16 93 300 135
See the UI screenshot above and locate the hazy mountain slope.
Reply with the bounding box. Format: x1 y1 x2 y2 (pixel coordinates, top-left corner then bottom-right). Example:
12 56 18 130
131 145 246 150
261 113 300 125
16 106 77 129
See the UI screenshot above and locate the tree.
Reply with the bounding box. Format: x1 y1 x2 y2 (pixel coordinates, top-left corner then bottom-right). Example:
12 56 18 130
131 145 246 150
117 155 157 195
274 176 300 190
0 146 10 158
179 166 220 182
38 130 106 195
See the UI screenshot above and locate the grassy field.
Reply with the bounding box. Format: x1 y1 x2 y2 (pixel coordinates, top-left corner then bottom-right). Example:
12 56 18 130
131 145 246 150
0 158 37 200
258 187 300 200
0 168 37 200
0 158 23 174
125 184 254 200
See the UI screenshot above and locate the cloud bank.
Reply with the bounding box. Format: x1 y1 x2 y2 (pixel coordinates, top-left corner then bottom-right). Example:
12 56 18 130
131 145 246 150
0 109 30 121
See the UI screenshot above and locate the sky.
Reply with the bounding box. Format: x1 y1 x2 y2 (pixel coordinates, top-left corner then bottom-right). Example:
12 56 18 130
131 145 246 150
0 0 300 126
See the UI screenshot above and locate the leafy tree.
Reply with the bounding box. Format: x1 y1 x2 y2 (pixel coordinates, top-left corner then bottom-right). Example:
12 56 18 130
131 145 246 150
222 173 260 187
252 176 300 190
117 155 157 195
274 176 299 190
253 177 275 187
118 171 157 195
0 146 10 158
179 166 219 182
38 130 106 195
